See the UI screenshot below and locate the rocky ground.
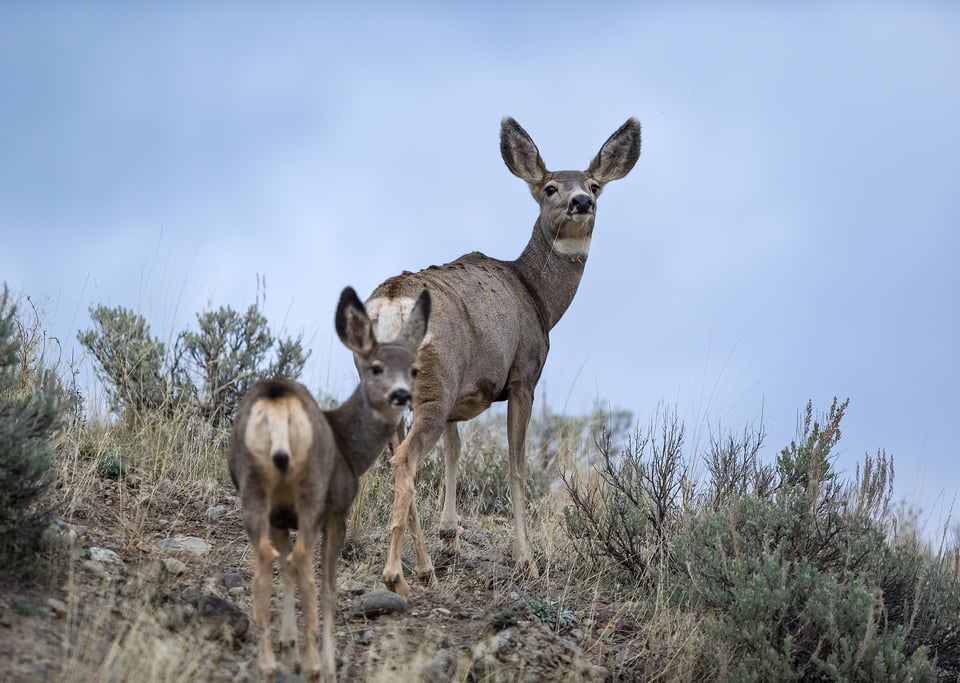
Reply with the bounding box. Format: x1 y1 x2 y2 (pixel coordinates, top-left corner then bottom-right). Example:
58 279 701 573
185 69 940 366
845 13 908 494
0 472 644 682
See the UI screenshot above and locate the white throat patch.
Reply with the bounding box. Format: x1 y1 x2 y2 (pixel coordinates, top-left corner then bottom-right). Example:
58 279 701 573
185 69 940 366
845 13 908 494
552 235 592 257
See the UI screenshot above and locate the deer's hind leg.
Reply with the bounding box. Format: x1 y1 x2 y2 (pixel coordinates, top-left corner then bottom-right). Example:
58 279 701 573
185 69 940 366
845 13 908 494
251 531 280 675
270 527 298 657
289 525 321 676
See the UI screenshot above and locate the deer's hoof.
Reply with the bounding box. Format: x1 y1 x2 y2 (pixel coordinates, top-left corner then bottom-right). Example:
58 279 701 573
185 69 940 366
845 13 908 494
383 572 411 598
302 649 322 678
417 567 437 587
438 527 457 540
258 655 279 677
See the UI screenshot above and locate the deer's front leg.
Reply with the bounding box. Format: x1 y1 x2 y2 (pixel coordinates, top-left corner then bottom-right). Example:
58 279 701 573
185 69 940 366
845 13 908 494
507 387 539 578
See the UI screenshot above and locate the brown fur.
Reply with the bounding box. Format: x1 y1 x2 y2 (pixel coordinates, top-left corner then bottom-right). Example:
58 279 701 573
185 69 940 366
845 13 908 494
365 117 642 597
228 286 430 679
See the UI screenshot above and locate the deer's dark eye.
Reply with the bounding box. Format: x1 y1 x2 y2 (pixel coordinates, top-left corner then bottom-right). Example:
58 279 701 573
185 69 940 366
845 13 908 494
544 185 558 197
411 367 420 379
370 363 384 376
590 184 600 195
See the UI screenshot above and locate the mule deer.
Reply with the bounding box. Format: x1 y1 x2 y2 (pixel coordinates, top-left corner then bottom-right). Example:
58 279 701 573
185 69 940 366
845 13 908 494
364 117 641 596
228 286 430 678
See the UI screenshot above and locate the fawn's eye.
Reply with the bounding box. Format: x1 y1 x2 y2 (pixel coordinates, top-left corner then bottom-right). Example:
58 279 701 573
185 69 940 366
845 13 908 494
370 363 384 375
590 184 600 195
544 185 558 197
411 367 420 379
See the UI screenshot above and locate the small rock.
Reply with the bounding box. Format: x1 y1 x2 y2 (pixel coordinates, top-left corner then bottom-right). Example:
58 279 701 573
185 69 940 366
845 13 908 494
358 629 374 645
198 595 249 643
181 585 199 606
89 547 125 567
570 628 585 643
160 535 210 556
164 558 188 575
228 586 245 597
83 560 108 578
222 571 244 590
347 582 366 595
46 598 67 619
205 505 227 522
421 648 455 683
352 590 408 618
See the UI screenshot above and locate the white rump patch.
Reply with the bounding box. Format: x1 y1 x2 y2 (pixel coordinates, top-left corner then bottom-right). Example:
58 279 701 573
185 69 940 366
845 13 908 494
365 296 433 345
552 235 592 257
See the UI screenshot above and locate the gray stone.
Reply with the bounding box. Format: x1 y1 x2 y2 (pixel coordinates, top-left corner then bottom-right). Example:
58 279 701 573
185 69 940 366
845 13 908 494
89 546 124 567
82 559 108 578
205 505 227 522
352 589 408 618
358 629 374 645
46 598 67 618
163 558 188 575
198 595 249 642
421 648 455 683
222 570 244 590
160 535 210 556
181 585 199 606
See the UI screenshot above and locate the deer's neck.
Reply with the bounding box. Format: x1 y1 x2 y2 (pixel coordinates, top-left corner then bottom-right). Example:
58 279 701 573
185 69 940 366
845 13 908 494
324 389 397 476
512 216 589 330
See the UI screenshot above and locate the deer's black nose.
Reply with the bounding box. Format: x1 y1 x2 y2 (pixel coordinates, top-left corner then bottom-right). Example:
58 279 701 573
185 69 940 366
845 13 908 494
570 195 593 213
272 450 290 473
389 388 412 406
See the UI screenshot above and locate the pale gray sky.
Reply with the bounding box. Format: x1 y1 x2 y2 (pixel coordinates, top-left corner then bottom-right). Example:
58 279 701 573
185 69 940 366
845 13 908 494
2 2 958 530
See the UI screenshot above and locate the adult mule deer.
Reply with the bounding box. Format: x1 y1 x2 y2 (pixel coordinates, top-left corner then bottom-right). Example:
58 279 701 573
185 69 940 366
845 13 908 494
365 116 641 596
228 286 430 679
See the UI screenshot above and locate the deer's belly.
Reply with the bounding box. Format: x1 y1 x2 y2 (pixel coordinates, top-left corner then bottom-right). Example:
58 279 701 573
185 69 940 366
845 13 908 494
448 380 507 421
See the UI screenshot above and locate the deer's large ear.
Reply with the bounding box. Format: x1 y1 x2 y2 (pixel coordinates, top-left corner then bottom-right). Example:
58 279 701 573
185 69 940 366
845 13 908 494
501 117 547 187
395 289 431 352
587 118 641 183
335 287 376 356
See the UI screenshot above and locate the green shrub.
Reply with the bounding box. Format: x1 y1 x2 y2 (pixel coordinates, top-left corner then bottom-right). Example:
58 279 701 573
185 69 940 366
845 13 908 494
0 287 64 576
78 289 308 426
673 489 930 680
78 306 183 417
560 406 687 580
562 397 960 679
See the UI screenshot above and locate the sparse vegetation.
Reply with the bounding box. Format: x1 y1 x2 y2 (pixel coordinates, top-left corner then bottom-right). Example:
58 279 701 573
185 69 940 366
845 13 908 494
0 287 65 580
561 397 960 680
4 291 960 682
78 286 308 427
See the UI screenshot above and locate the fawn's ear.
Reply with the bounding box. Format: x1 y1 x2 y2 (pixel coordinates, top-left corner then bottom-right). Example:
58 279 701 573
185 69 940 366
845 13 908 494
586 117 641 183
335 287 376 356
395 289 431 352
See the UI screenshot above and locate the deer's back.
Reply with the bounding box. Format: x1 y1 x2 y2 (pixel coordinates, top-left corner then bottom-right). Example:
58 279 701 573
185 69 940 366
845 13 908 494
367 252 549 418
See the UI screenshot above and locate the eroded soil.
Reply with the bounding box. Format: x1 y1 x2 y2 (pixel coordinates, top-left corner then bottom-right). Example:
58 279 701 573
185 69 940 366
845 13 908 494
0 473 641 682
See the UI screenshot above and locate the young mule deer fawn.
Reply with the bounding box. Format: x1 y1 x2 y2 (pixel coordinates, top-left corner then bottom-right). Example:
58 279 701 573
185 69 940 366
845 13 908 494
364 116 641 597
228 286 430 679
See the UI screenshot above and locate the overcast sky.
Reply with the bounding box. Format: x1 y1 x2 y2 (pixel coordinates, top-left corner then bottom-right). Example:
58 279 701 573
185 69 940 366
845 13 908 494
2 3 958 532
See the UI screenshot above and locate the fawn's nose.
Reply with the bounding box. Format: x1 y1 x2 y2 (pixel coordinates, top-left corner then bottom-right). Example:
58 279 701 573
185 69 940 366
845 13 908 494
389 388 412 406
272 450 290 473
569 194 593 214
